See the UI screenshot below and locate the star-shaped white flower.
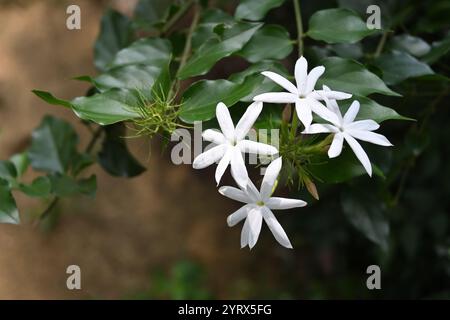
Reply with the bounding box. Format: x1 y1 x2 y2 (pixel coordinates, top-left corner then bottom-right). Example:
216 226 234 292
303 91 393 176
253 56 352 129
193 101 278 188
219 157 306 249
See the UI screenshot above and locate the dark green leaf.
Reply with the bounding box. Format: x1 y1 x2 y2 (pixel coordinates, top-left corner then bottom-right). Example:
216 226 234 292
317 57 400 96
19 176 51 198
32 90 72 109
191 9 234 49
235 0 285 21
94 9 133 71
341 189 389 251
0 160 17 182
179 75 261 123
239 24 293 63
330 43 363 59
71 89 141 125
390 34 430 57
308 8 377 44
133 0 172 29
421 36 450 64
98 124 146 178
9 153 29 177
0 183 20 224
49 174 97 198
178 22 261 79
374 51 434 85
28 116 78 174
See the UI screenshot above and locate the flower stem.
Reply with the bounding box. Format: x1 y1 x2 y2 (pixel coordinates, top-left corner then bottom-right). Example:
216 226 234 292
290 0 304 139
374 31 388 58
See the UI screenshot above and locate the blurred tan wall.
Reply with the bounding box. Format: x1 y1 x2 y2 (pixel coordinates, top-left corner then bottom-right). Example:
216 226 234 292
0 0 266 299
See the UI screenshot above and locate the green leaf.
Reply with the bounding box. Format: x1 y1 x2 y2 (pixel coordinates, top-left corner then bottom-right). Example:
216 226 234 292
191 9 234 49
178 22 261 79
10 153 29 177
94 64 164 92
342 96 413 123
239 25 293 63
330 43 363 60
32 90 72 109
98 124 146 177
341 190 389 251
235 0 285 21
18 176 52 198
0 183 20 224
71 153 94 176
390 34 430 57
421 36 450 64
49 174 97 198
308 149 384 184
133 0 172 29
374 51 434 85
28 116 78 174
317 57 400 96
108 38 172 70
307 8 377 44
71 89 141 125
94 9 133 71
0 160 17 182
179 75 261 123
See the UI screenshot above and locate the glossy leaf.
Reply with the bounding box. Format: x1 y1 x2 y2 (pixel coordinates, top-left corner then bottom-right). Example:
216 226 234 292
308 8 377 44
235 0 285 21
374 51 434 85
9 153 29 177
421 36 450 64
0 160 17 182
317 57 400 96
191 9 234 49
94 9 133 71
49 174 97 198
98 124 146 177
341 190 389 251
179 75 261 123
390 34 430 57
0 182 20 224
32 90 72 109
133 0 172 29
239 25 293 63
178 22 261 79
28 116 78 174
19 176 52 198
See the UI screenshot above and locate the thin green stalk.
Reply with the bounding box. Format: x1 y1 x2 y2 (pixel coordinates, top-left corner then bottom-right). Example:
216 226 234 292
290 0 304 139
161 0 195 36
374 31 388 58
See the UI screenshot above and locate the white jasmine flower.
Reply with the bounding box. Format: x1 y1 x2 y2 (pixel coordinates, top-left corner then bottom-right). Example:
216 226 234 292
193 101 278 188
253 56 351 129
302 92 393 176
219 157 306 249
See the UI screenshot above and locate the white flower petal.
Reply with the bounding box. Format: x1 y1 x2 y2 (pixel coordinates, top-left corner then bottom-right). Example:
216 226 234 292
328 133 344 158
216 102 235 141
320 86 343 120
247 207 263 249
310 90 352 100
346 119 380 131
253 92 298 103
302 123 337 134
343 100 360 125
261 71 297 94
295 99 313 130
262 207 293 249
304 66 325 94
266 197 307 210
348 130 393 146
245 179 261 203
295 56 308 92
308 98 340 125
227 204 252 227
202 129 226 145
260 157 282 200
241 216 250 248
238 140 278 156
230 147 249 189
344 133 372 176
219 185 250 204
192 144 226 169
234 101 263 141
215 148 232 185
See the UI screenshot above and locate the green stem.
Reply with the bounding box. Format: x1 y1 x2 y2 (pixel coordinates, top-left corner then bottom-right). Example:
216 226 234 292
161 0 195 36
374 31 388 58
290 0 304 139
169 2 200 101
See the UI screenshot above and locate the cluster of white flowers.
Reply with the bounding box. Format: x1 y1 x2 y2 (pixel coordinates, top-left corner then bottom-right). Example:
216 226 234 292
193 57 392 250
